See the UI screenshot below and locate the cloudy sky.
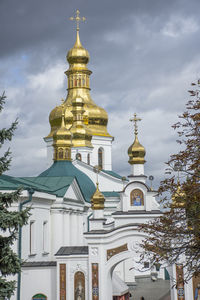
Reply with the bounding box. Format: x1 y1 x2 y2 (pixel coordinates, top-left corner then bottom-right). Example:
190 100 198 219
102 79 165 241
0 0 200 188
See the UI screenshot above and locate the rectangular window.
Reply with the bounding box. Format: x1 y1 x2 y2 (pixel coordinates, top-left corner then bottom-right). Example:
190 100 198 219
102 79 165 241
43 221 48 253
29 221 35 254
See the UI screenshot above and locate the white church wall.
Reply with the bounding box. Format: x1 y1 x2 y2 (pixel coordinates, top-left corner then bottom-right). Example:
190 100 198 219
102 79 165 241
56 257 88 300
73 160 124 191
21 198 52 261
44 135 113 170
91 135 113 170
44 137 54 167
21 266 56 300
113 213 161 227
71 147 93 164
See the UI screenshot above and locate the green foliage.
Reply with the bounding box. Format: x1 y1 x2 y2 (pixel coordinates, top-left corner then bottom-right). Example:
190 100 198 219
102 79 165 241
139 80 200 282
0 93 30 299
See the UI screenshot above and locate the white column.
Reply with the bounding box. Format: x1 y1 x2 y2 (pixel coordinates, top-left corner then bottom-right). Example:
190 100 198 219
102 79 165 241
63 210 70 246
70 212 76 246
51 210 63 256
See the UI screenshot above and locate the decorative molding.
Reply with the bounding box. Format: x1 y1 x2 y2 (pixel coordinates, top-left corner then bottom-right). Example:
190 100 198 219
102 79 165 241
60 264 66 300
91 247 98 256
128 240 139 252
107 243 128 261
92 263 99 300
70 264 87 281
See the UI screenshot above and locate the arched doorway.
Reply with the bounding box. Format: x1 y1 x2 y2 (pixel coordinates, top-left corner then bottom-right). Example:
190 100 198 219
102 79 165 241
86 225 170 300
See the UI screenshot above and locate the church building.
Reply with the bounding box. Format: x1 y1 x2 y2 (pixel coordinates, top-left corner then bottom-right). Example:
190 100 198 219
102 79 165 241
0 10 195 300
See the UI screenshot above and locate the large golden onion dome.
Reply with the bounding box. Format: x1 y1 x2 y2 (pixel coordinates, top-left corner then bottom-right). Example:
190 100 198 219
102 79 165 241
45 12 111 140
128 113 146 165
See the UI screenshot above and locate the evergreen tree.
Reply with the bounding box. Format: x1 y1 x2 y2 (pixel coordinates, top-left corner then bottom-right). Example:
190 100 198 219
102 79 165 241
0 93 30 299
139 80 200 282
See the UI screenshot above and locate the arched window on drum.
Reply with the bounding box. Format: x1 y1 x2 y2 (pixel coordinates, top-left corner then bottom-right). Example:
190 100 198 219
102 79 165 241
98 148 104 169
58 148 64 160
87 153 90 165
130 189 144 206
76 153 82 161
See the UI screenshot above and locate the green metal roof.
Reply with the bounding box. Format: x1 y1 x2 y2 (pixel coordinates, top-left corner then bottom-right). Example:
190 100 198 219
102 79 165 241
38 161 95 202
102 170 125 180
102 191 120 197
0 161 96 202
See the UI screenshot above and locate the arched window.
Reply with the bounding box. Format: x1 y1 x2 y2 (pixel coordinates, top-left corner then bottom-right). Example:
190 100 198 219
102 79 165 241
98 148 103 169
74 271 85 300
130 189 144 206
76 153 82 161
32 294 47 300
74 76 77 87
82 76 85 86
58 148 64 159
87 153 90 165
79 76 81 87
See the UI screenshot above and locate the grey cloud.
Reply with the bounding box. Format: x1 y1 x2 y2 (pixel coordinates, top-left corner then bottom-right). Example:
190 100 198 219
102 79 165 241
0 0 199 184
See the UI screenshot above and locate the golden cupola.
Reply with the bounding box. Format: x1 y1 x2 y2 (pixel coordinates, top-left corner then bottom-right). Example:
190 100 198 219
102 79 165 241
53 101 72 161
91 183 105 210
46 10 111 140
128 113 146 165
70 96 93 148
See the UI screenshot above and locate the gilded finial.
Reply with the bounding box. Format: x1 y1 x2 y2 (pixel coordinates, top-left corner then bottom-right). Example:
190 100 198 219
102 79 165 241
91 181 105 210
130 113 141 136
70 9 86 31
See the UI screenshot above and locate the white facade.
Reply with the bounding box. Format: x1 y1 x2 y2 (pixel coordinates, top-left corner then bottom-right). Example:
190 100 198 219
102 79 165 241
2 135 194 300
44 134 113 171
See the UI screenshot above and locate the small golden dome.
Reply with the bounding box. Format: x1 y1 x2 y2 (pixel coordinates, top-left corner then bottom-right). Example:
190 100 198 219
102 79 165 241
91 183 105 210
128 135 146 165
172 181 185 208
53 106 72 161
128 113 146 165
67 30 90 64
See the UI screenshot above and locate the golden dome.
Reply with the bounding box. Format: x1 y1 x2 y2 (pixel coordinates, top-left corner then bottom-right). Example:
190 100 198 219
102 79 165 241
67 30 90 65
45 21 111 140
70 96 93 148
172 181 185 208
91 183 105 210
128 135 146 165
128 113 146 165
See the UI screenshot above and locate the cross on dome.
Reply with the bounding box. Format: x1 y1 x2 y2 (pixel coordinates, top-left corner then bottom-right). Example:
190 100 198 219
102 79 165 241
69 9 86 31
130 113 142 136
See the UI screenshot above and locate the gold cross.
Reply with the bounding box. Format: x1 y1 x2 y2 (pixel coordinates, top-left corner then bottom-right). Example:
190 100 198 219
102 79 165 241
69 9 86 31
130 113 142 135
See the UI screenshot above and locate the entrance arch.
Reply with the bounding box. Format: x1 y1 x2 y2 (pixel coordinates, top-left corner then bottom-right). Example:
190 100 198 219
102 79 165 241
85 224 148 300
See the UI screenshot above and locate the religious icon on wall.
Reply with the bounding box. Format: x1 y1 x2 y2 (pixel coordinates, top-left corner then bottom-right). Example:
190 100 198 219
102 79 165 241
130 189 144 206
193 274 200 300
74 271 85 300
